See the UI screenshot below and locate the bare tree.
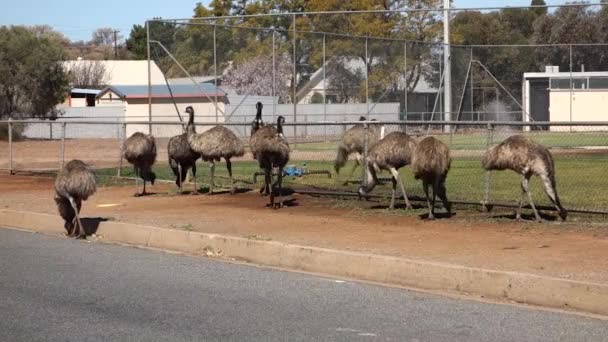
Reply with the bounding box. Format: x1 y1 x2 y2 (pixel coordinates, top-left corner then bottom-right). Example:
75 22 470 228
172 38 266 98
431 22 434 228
223 54 291 102
91 27 122 46
68 60 108 88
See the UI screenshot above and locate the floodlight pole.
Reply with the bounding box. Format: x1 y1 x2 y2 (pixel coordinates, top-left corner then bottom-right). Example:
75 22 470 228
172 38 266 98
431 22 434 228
443 0 452 132
365 37 369 117
146 20 152 134
214 24 218 123
292 13 297 144
404 41 407 120
272 29 276 119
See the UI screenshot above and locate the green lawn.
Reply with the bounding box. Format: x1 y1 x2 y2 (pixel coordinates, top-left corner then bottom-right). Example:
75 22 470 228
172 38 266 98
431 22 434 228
291 131 608 152
97 153 608 212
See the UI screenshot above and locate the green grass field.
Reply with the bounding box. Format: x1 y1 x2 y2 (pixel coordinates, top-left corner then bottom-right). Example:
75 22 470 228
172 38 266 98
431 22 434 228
97 153 608 212
292 131 608 152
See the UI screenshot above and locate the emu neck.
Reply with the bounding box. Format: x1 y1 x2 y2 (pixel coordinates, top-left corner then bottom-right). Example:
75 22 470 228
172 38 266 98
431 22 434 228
186 112 196 135
277 122 284 136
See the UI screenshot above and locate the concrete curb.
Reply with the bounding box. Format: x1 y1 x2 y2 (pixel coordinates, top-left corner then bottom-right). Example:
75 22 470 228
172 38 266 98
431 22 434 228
2 208 607 316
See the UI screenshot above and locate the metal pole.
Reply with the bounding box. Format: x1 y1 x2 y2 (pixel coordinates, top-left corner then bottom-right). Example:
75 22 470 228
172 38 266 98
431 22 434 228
49 122 53 140
404 41 407 120
292 13 297 146
7 119 12 175
482 123 494 211
365 37 369 117
146 21 152 134
272 29 276 119
470 48 474 121
443 0 452 132
60 123 66 169
569 44 573 132
323 33 327 141
214 24 218 123
118 123 126 177
363 122 369 187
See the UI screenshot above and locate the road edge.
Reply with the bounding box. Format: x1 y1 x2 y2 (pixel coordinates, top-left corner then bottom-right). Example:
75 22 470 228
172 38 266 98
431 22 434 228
1 208 607 317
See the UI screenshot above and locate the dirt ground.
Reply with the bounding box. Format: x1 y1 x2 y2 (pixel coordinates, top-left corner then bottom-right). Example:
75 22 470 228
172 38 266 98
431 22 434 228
1 174 608 285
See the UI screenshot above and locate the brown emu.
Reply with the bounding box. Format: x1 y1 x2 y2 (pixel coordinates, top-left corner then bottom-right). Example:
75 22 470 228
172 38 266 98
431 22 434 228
482 134 567 221
168 106 200 194
187 108 245 195
358 132 417 210
249 102 278 195
123 132 157 197
54 160 97 238
411 136 451 220
254 116 290 208
334 116 383 182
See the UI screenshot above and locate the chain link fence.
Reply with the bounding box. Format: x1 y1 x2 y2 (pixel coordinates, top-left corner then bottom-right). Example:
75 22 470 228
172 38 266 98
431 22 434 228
2 119 608 215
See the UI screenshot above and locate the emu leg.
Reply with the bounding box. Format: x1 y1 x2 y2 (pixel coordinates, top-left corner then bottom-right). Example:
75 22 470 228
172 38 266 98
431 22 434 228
423 180 434 220
178 164 183 194
208 162 215 195
389 177 397 210
389 167 412 210
438 181 451 217
68 196 84 239
133 167 140 197
261 168 271 196
432 179 440 219
226 159 235 195
343 153 361 185
522 176 542 221
191 163 198 195
540 174 567 221
267 167 274 207
276 166 284 208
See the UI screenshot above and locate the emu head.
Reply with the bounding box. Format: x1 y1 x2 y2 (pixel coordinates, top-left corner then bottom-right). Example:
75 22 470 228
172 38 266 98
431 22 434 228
185 106 194 115
256 102 263 113
277 116 285 136
358 116 366 121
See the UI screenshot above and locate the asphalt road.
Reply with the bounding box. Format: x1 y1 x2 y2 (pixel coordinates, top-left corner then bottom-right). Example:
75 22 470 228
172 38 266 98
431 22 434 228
1 228 607 342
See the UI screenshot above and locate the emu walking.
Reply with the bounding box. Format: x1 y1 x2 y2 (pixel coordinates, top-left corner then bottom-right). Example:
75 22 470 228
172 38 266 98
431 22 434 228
168 106 200 194
358 132 417 210
482 134 567 221
54 160 97 238
412 137 451 220
254 116 290 208
335 116 383 182
187 108 245 195
123 132 157 197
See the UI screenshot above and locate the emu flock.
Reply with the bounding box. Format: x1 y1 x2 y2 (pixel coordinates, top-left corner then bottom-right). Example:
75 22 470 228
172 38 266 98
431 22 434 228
54 103 567 238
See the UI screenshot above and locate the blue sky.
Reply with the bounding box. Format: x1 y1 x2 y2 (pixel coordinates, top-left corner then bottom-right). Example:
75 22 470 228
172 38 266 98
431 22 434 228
0 0 572 42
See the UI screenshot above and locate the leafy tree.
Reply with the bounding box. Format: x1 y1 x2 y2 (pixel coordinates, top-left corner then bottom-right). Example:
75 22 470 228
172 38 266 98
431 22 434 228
310 91 324 103
0 26 70 119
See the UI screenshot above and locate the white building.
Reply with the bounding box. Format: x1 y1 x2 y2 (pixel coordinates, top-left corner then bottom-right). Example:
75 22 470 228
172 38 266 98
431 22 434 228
523 66 608 131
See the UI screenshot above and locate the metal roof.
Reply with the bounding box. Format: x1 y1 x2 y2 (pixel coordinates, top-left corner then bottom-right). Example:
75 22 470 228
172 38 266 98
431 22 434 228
96 84 226 100
71 88 101 95
524 71 608 79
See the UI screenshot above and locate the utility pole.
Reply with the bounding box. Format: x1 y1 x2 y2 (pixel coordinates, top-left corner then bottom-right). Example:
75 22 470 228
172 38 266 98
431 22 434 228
113 30 120 58
443 0 452 132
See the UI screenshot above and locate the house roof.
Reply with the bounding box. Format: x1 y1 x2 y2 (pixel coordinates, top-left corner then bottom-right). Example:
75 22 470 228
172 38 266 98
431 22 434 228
167 76 221 85
71 88 101 95
96 84 226 100
62 60 167 86
524 71 608 79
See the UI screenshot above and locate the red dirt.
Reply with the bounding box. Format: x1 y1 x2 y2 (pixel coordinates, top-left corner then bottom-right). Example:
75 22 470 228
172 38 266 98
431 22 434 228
1 174 607 284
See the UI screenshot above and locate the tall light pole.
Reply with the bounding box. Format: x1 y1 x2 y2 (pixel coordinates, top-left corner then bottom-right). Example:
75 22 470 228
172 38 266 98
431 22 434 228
443 0 452 131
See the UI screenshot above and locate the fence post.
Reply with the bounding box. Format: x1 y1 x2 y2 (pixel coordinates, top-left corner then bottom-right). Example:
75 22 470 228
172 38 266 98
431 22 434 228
8 118 13 175
323 33 327 142
118 123 126 177
60 122 66 170
362 121 369 188
482 123 494 211
49 122 53 140
213 23 218 123
365 37 369 116
292 13 297 149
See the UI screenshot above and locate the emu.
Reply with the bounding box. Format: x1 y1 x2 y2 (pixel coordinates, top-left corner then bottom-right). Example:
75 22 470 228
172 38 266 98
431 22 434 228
335 116 383 182
482 134 567 221
254 116 290 208
123 132 157 197
249 102 278 195
411 136 451 220
167 106 200 194
187 108 245 195
54 160 97 238
358 132 417 210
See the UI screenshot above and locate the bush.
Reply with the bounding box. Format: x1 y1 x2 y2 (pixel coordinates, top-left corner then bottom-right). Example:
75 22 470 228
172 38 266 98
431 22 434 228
0 122 25 141
310 92 324 104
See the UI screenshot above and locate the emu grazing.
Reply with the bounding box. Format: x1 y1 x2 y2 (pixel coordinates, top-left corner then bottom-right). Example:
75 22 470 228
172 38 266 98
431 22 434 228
249 102 278 195
187 108 245 195
358 132 417 210
54 160 97 238
411 137 451 220
123 132 157 197
168 106 200 194
482 134 567 221
335 116 384 182
254 116 290 208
